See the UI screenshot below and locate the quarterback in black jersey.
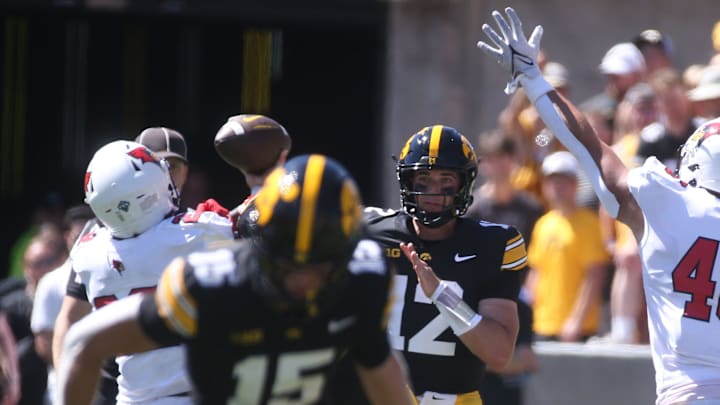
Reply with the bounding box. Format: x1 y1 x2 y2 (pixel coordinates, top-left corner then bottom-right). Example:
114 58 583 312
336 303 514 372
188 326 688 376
327 125 526 405
57 155 415 405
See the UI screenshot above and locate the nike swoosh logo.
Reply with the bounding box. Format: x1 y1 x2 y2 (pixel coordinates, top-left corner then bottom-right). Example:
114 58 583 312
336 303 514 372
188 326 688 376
454 253 477 263
428 393 454 402
328 316 356 334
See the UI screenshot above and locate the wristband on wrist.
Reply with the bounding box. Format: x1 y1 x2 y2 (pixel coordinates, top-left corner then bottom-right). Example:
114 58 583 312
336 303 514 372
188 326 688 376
431 281 482 336
519 72 554 103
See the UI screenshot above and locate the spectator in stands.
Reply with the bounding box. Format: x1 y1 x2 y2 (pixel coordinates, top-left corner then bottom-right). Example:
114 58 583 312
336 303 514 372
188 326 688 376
3 231 67 404
498 61 570 205
0 311 19 405
7 193 65 280
637 68 699 170
30 204 95 404
688 65 720 121
468 130 544 240
683 64 706 90
581 42 646 137
632 29 674 75
527 152 610 342
603 83 658 344
712 19 720 65
466 131 542 405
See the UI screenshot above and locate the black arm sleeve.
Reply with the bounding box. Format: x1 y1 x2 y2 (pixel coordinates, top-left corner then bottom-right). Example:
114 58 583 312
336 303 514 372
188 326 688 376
65 269 88 301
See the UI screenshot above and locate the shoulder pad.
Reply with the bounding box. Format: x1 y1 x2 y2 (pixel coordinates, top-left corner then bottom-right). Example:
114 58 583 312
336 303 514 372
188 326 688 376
348 239 386 275
363 206 397 221
477 220 512 230
187 246 244 287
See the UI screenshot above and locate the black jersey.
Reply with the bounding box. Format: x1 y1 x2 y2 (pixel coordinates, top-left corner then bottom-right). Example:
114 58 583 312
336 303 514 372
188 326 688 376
364 207 526 394
138 238 392 405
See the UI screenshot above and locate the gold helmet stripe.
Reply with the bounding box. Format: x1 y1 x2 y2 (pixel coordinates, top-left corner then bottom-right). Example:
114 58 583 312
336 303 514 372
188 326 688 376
399 137 413 161
340 179 361 236
461 135 477 162
429 125 444 160
295 155 326 263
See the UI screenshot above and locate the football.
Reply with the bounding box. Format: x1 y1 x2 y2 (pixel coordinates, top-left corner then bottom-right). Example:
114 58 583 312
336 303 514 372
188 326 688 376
214 114 292 175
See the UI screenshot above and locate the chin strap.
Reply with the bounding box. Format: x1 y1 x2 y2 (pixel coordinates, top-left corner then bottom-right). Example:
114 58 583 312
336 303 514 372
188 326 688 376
418 210 455 228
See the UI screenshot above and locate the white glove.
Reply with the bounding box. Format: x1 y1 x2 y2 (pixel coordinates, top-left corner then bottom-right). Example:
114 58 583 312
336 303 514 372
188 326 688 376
477 7 544 95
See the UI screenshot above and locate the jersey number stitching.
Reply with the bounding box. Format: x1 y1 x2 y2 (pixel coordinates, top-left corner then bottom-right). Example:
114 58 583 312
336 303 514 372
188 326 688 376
93 286 156 309
388 274 461 356
229 348 335 405
672 237 720 322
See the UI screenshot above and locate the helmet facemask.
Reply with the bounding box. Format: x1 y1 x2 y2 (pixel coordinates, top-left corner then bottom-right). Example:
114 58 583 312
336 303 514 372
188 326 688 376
678 118 720 194
678 142 702 188
398 167 474 228
396 125 478 228
254 253 349 319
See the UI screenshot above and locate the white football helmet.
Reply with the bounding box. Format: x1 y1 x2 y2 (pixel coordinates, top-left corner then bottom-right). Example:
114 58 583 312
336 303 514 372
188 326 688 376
678 117 720 193
84 140 177 238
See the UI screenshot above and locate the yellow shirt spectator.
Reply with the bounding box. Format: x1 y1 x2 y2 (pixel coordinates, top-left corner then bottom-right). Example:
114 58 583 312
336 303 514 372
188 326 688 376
528 208 610 337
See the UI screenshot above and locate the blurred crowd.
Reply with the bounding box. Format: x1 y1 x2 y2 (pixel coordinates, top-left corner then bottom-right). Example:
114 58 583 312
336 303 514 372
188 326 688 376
3 17 720 405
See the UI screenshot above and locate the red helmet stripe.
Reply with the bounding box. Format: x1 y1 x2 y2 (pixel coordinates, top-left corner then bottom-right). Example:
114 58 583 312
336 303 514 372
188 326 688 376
84 171 91 193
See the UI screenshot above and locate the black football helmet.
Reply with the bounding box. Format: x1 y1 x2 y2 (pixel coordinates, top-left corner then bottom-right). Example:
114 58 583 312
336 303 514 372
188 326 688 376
397 125 478 227
249 154 364 315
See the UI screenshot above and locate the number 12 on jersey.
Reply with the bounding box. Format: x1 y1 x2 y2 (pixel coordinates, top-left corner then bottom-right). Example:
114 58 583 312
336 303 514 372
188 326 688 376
388 274 463 356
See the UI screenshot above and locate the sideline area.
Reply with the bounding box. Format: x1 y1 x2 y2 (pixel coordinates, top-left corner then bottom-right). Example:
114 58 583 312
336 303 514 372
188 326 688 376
525 341 655 405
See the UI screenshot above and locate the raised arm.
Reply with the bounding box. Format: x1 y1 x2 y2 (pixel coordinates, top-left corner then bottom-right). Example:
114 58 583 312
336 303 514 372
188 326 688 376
477 7 644 237
542 91 642 230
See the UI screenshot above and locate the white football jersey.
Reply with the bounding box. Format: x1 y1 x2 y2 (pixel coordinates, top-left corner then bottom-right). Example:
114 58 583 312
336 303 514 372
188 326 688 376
70 210 233 404
628 157 720 404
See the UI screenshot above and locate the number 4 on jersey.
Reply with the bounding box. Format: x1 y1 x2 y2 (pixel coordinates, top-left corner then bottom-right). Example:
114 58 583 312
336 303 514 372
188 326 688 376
672 237 720 322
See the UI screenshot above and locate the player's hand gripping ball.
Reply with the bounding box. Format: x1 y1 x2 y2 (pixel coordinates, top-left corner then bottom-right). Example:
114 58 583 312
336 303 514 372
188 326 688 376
214 114 292 175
